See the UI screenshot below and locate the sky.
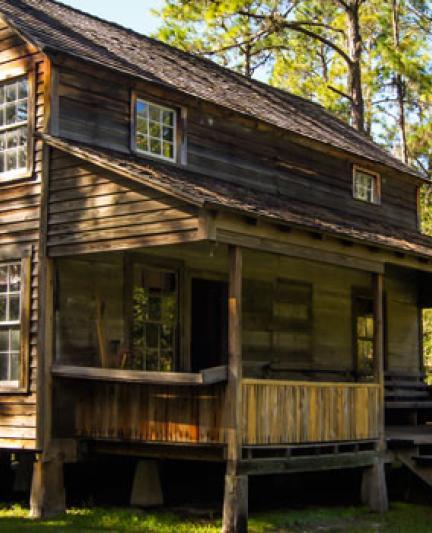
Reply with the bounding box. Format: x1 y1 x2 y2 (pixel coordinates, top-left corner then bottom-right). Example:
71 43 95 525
60 0 164 36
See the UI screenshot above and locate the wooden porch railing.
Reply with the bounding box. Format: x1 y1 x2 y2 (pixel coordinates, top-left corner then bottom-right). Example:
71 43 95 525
242 379 380 445
72 377 380 446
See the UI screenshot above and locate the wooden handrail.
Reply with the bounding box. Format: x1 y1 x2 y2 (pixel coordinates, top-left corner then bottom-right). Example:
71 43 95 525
51 364 228 386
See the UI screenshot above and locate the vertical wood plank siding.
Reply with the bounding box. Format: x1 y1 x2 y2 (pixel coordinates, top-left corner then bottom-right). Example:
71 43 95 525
46 150 200 256
0 24 45 450
73 380 379 446
242 380 380 445
55 59 419 233
75 383 227 444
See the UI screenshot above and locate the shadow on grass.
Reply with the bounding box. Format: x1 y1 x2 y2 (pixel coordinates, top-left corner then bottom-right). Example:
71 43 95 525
0 502 432 532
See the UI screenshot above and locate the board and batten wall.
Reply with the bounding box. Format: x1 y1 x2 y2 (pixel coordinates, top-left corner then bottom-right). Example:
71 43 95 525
0 22 46 450
54 55 420 234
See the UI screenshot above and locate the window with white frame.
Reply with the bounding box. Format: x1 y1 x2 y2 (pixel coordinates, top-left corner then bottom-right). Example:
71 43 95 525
0 77 29 180
0 263 21 387
135 99 176 162
353 167 380 204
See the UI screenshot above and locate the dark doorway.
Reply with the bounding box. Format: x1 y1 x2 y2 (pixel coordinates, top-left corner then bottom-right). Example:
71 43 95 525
191 278 228 372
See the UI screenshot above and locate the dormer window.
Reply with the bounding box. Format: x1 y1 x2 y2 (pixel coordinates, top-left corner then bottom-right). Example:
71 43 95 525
0 77 29 181
353 166 380 204
134 98 177 162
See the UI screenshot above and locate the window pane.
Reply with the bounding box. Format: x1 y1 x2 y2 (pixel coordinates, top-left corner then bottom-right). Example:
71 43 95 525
136 135 148 152
162 127 173 142
17 99 27 122
149 121 161 138
163 110 173 126
136 100 148 117
162 143 173 159
9 295 20 321
0 296 6 322
6 150 17 171
5 83 16 102
136 116 148 135
0 266 7 292
0 354 8 380
150 138 161 155
0 330 8 351
146 350 159 371
146 324 159 349
9 264 20 292
10 329 20 351
17 79 28 99
5 103 16 125
9 352 19 381
18 147 26 169
149 106 160 122
160 353 173 372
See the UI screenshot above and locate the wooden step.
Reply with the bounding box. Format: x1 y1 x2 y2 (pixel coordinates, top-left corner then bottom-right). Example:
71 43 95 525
385 391 430 399
385 381 428 389
385 401 432 409
413 455 432 466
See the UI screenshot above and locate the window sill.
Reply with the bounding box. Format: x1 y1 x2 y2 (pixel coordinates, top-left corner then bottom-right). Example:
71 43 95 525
51 364 228 386
0 382 27 394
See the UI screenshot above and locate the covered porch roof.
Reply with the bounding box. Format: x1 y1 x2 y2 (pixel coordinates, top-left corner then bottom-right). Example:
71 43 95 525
41 133 432 264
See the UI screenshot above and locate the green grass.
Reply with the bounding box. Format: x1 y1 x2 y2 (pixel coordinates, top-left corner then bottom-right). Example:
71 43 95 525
0 502 432 532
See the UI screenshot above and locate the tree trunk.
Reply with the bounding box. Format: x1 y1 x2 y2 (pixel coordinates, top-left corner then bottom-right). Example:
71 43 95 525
392 0 408 163
346 1 365 132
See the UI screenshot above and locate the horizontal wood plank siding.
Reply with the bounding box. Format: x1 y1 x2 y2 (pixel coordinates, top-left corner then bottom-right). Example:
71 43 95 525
242 379 380 445
74 382 226 444
55 59 420 234
0 25 45 451
47 150 200 255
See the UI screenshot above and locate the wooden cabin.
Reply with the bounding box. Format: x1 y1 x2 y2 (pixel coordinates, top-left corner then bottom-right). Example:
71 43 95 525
0 0 432 530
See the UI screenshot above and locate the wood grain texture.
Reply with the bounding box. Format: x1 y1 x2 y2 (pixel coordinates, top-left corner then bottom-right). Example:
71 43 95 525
74 382 227 444
47 150 200 255
55 60 420 236
0 26 45 451
242 380 380 445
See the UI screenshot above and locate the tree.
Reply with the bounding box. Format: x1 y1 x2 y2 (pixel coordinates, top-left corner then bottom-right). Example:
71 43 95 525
155 0 370 131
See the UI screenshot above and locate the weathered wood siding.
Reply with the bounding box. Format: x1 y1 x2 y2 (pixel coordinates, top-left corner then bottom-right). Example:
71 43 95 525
243 379 380 444
55 57 420 234
47 150 200 256
385 266 421 372
0 23 45 450
74 382 227 444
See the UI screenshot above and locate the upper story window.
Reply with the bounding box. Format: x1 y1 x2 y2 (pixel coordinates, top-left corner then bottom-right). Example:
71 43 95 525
353 166 380 204
0 77 29 180
0 263 21 387
134 98 177 162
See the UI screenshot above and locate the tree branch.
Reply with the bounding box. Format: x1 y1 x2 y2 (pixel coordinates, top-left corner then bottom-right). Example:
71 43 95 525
327 85 353 100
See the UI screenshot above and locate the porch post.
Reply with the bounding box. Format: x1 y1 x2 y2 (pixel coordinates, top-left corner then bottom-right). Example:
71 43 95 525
222 245 248 533
362 271 388 513
31 255 66 518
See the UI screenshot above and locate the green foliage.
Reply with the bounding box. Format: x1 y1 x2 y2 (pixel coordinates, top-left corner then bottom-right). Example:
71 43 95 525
1 503 432 532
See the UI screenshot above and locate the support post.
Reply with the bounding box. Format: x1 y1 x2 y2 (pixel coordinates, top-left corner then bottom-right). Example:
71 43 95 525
361 272 388 513
222 246 248 533
31 142 66 518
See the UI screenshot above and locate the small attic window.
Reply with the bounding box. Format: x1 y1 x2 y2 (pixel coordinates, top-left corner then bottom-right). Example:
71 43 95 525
134 98 177 162
353 166 381 204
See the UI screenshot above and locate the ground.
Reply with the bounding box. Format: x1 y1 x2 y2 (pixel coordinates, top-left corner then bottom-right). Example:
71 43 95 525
0 503 431 532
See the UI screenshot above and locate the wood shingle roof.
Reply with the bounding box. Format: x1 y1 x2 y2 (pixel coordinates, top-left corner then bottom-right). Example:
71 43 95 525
42 134 432 260
0 0 424 179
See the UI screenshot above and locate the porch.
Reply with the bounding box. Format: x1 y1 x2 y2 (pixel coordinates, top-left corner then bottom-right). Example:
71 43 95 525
48 240 394 455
